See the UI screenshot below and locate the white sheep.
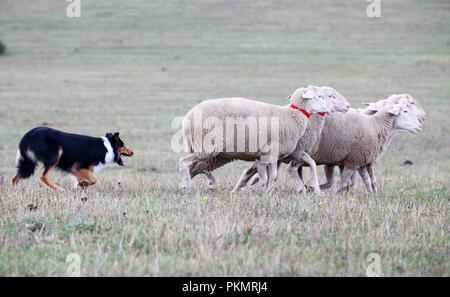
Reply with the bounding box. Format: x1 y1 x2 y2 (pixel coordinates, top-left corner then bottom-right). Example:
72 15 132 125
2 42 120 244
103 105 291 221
179 86 333 193
186 86 350 193
306 99 423 193
229 94 426 194
317 94 426 193
230 86 350 194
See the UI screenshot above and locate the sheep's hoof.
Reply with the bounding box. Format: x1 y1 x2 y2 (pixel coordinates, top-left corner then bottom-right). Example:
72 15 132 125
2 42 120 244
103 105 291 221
208 184 218 191
335 187 346 194
296 186 307 193
265 187 275 195
178 183 191 191
319 183 333 190
240 186 251 193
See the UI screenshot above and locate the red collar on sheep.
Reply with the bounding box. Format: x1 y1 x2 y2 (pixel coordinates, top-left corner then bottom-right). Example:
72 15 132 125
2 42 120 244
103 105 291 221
290 104 310 118
318 112 325 116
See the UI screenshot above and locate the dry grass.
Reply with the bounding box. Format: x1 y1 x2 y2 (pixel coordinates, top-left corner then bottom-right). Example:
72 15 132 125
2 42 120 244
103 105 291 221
0 0 448 276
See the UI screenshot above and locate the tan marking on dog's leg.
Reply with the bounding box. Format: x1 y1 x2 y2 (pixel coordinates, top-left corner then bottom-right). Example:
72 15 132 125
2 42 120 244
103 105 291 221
40 149 63 191
12 174 20 186
40 165 61 190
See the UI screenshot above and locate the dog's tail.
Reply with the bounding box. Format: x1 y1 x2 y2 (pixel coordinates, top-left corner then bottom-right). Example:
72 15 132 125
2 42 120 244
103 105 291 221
15 148 37 179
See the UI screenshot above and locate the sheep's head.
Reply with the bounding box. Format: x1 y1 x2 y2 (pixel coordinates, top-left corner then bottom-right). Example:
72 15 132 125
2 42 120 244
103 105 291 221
386 94 426 123
322 86 350 112
362 94 426 124
288 86 333 115
383 103 423 134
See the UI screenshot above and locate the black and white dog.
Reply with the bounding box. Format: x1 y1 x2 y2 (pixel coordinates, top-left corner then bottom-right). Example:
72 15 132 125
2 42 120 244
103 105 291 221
12 127 134 190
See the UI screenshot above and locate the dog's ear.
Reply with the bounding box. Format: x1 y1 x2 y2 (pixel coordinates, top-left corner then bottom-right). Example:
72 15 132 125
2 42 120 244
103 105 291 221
114 132 120 139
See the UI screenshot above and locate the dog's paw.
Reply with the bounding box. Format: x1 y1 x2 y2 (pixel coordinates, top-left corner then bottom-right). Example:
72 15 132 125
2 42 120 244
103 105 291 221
78 181 89 189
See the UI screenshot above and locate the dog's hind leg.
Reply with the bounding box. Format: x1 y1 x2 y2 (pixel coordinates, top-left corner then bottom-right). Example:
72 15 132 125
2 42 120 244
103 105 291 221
12 174 20 186
41 165 62 190
40 149 63 191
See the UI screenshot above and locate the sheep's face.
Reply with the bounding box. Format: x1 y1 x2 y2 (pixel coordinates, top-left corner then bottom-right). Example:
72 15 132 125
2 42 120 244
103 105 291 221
389 104 423 134
322 86 350 112
288 86 332 114
387 94 426 123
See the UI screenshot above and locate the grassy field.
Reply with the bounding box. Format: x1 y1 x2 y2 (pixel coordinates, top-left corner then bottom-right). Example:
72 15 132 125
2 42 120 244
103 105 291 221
0 0 449 276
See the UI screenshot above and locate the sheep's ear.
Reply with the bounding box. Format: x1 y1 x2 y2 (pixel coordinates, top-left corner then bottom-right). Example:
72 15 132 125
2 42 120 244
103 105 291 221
366 103 379 111
399 97 408 104
286 95 291 100
302 89 315 99
323 86 333 95
388 106 400 115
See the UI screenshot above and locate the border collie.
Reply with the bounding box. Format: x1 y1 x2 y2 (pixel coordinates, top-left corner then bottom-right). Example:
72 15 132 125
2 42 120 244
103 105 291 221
12 127 133 190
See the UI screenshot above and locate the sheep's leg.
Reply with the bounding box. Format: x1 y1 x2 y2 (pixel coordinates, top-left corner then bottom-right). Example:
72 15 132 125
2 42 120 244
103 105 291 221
247 162 269 190
338 165 351 192
347 170 357 189
248 161 276 187
264 165 270 190
179 154 197 189
231 164 258 193
265 161 281 190
180 152 220 190
341 165 356 190
265 162 279 194
336 167 356 194
357 167 373 193
298 166 312 193
287 161 306 193
367 164 377 193
319 165 335 190
297 153 320 194
298 166 303 182
190 157 232 179
249 175 260 186
202 171 218 191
